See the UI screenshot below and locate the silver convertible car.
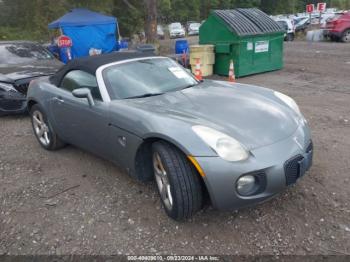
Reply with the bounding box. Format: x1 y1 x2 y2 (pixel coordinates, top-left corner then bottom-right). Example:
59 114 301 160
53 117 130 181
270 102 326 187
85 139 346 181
27 52 313 220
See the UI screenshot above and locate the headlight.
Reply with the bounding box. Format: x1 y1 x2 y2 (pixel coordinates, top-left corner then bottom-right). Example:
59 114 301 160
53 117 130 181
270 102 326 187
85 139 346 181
0 82 17 93
274 91 301 115
192 125 249 162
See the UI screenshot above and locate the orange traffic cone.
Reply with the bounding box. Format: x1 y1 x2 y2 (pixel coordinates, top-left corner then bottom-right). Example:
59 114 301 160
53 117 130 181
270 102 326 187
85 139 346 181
228 59 235 83
194 58 203 81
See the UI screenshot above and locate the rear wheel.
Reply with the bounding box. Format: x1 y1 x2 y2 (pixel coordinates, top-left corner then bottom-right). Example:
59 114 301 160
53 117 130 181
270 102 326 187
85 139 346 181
152 141 203 221
287 33 295 41
30 104 65 150
341 29 350 43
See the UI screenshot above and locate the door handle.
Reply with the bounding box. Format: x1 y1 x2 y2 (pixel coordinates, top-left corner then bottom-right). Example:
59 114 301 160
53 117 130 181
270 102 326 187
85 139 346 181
54 97 64 103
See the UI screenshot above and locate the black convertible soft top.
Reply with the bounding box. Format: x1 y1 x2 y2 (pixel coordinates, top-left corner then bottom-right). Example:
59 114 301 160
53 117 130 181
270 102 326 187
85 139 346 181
50 51 155 86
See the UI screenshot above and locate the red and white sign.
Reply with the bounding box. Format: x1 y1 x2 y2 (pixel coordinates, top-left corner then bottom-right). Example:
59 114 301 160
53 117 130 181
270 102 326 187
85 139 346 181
317 2 327 12
57 35 72 48
306 4 315 13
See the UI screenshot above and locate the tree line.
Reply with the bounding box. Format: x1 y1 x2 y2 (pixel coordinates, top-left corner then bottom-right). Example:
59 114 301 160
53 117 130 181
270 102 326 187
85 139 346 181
0 0 349 41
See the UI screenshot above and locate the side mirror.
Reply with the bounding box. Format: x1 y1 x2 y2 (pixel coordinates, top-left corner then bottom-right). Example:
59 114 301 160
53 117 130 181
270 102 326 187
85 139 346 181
72 88 95 106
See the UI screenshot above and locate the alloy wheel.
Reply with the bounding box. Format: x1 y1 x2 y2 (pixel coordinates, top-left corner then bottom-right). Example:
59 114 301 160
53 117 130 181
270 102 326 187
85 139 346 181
153 152 173 210
32 110 50 146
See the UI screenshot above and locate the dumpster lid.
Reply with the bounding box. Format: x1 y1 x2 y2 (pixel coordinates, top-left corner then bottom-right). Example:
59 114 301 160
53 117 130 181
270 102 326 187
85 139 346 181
213 8 284 36
236 8 283 34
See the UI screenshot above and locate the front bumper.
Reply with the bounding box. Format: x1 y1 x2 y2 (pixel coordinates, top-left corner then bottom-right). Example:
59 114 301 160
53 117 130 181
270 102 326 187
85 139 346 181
170 33 185 38
195 123 313 210
0 91 27 115
323 29 342 38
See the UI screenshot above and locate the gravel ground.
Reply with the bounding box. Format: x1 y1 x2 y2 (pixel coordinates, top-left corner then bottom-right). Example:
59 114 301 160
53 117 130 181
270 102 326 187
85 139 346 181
0 40 350 256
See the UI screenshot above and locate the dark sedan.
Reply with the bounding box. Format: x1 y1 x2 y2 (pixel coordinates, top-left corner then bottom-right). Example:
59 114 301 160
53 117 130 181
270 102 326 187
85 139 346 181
0 41 62 116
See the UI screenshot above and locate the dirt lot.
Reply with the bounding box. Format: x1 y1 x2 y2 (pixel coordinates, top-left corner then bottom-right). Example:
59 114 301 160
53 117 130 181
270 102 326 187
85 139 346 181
1 40 350 256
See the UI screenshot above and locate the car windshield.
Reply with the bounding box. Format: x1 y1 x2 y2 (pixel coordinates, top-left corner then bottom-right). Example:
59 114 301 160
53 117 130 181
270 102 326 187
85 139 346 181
277 21 288 31
103 58 198 100
295 17 306 24
0 43 54 64
331 14 344 21
294 17 303 23
170 23 182 29
189 23 200 29
295 18 307 26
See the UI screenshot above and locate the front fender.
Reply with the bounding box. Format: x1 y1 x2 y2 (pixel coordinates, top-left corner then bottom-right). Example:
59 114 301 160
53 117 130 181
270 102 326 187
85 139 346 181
142 126 217 157
109 100 218 157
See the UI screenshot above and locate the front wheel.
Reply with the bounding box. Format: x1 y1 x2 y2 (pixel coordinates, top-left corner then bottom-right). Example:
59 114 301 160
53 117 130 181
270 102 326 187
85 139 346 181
152 141 203 221
341 29 350 43
30 104 65 150
287 33 295 41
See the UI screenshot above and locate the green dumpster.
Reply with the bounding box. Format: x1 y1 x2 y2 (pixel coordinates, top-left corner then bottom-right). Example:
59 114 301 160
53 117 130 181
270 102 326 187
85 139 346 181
199 8 285 77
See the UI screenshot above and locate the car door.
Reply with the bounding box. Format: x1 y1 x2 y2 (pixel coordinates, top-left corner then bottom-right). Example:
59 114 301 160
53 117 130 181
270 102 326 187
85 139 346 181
49 70 112 159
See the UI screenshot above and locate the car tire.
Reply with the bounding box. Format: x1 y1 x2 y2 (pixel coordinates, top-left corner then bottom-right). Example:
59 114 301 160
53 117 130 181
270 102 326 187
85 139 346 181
30 104 65 151
152 141 203 221
287 33 295 41
341 29 350 43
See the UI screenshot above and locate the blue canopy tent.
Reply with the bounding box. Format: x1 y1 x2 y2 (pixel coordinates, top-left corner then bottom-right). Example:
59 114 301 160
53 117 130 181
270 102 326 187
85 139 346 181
48 8 119 60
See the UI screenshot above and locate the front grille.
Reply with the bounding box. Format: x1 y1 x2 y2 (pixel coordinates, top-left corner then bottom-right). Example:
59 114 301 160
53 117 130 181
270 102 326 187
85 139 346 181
0 99 25 111
284 155 304 186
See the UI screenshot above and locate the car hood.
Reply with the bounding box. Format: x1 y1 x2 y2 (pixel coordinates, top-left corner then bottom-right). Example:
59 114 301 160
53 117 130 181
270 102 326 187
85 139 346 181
0 60 62 82
128 81 300 150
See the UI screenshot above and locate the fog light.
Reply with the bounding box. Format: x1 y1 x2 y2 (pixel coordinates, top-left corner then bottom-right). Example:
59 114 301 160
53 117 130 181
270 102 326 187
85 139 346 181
236 175 257 196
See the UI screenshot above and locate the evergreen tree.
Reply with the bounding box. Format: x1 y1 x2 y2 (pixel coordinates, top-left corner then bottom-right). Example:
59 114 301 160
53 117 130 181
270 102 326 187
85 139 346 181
1 0 350 41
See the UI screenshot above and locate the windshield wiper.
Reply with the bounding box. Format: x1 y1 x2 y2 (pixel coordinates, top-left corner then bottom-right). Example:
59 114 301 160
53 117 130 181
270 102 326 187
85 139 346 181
126 92 164 99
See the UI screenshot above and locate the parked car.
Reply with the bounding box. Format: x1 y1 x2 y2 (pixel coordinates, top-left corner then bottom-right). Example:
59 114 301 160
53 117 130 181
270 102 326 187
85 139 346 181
27 52 313 221
187 22 201 36
185 21 197 30
168 22 185 38
323 12 350 42
320 13 336 27
276 18 295 41
294 17 310 32
157 25 165 39
0 41 62 116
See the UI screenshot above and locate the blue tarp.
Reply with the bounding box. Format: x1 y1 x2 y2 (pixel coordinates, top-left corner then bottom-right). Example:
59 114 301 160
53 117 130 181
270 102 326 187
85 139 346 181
48 8 119 59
